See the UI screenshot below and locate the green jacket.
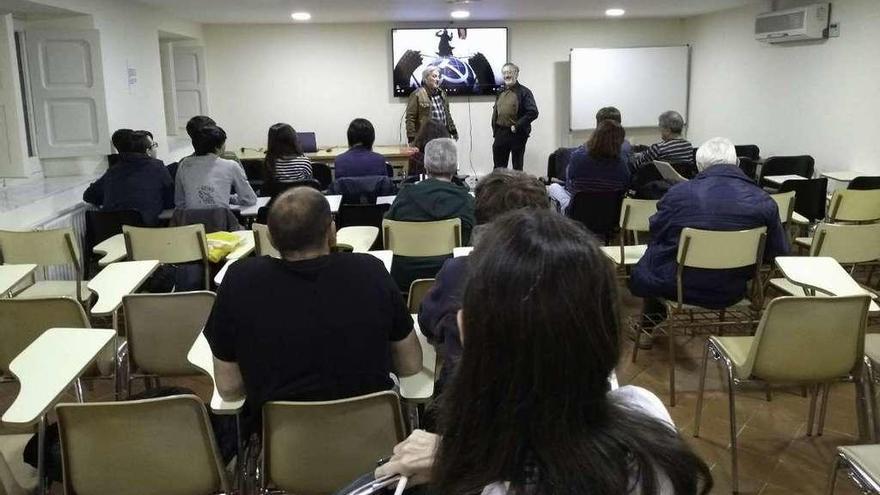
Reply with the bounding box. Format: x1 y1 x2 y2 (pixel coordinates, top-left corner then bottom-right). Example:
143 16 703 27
386 178 474 245
405 87 458 143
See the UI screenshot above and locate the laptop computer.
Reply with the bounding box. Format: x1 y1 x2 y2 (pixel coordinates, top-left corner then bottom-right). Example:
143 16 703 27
296 132 318 153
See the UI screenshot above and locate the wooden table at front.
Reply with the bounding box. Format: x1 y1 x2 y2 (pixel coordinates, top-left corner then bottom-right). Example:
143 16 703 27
1 327 116 494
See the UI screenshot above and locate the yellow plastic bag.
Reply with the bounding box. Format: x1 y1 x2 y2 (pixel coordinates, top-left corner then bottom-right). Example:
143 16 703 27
206 231 242 263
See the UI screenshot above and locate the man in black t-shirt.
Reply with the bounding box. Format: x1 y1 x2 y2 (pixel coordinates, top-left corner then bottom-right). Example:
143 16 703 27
204 187 422 435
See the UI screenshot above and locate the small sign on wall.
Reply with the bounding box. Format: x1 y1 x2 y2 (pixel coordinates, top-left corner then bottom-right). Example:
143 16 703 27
127 59 137 94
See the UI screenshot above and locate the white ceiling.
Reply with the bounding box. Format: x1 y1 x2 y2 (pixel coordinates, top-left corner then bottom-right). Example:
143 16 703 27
133 0 759 24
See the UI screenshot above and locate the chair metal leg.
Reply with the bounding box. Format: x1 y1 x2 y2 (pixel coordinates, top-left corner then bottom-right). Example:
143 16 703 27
726 364 740 494
807 385 819 437
817 383 831 436
765 383 773 402
37 415 46 495
631 320 642 363
825 455 844 495
866 359 879 442
668 327 677 407
73 378 85 403
853 375 872 443
235 413 245 494
694 340 712 437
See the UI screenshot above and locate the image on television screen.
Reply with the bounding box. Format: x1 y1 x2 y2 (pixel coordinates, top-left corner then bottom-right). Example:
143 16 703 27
392 27 508 97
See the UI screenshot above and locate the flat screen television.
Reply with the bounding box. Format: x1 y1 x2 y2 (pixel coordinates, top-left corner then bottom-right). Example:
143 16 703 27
391 27 508 97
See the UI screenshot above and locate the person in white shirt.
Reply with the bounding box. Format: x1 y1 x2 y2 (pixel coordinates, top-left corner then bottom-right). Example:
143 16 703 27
174 125 257 209
376 208 712 495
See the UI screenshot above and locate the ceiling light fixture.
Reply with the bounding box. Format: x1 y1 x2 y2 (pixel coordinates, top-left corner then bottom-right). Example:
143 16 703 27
605 8 625 17
451 10 471 19
290 12 311 21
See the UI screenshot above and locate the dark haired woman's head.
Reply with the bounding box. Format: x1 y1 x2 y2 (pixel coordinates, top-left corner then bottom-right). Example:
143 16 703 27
346 118 375 149
596 106 622 124
474 169 550 225
587 119 626 160
413 120 450 152
193 125 227 156
266 123 303 157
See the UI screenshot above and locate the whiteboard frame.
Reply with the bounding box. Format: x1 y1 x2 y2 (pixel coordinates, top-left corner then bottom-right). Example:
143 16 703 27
569 45 690 131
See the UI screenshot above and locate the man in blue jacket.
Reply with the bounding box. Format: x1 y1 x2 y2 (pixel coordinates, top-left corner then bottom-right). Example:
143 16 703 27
629 137 789 347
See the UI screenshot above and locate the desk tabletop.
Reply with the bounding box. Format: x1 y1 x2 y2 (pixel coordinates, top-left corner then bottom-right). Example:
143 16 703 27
88 260 159 316
187 332 245 414
775 256 879 312
2 328 116 425
368 250 392 273
0 264 37 295
326 195 341 213
93 233 126 266
821 170 864 182
399 315 436 402
764 174 809 186
336 226 378 253
453 247 473 258
237 196 270 218
225 231 255 260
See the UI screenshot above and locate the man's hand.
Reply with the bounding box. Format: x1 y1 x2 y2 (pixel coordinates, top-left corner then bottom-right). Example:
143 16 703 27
374 430 439 486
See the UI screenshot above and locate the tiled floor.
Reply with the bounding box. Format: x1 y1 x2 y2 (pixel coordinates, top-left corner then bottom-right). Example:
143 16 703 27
0 286 876 494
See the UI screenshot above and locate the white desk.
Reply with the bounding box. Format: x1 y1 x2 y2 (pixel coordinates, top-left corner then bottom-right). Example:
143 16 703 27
187 332 246 414
225 231 255 260
93 234 127 266
764 174 808 186
774 256 879 312
236 196 270 217
87 260 159 316
326 195 341 214
377 195 395 206
336 226 378 253
453 247 473 258
398 316 435 402
0 264 37 295
821 171 864 182
368 250 393 273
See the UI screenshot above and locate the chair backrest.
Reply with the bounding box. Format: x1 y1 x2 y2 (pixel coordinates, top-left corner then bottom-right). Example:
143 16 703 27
652 161 688 183
312 162 332 189
56 395 229 495
770 191 796 224
337 203 390 230
0 297 88 374
738 157 759 181
85 209 144 252
0 228 80 268
262 391 406 494
407 278 435 313
743 296 869 382
122 224 207 264
827 189 880 223
547 147 575 181
848 176 880 191
779 177 828 222
382 218 461 257
123 291 214 376
619 198 658 233
677 227 767 270
266 179 322 198
734 144 760 161
810 223 880 264
760 155 815 186
569 191 625 239
296 132 318 153
252 223 280 257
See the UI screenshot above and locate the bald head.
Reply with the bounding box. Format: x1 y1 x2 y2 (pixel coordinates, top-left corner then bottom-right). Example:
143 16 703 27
267 187 332 256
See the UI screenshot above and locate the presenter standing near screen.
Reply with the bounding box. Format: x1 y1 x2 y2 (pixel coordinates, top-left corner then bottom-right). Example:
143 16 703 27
406 66 458 145
492 63 538 170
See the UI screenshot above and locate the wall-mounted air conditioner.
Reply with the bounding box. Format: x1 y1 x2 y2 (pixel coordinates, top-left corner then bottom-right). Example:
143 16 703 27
755 3 830 43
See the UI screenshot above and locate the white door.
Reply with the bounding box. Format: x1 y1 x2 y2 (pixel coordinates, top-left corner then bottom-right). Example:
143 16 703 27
173 46 208 132
25 29 110 158
0 15 28 176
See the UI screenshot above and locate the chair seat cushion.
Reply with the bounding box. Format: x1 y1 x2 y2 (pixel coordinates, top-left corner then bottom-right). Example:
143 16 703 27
600 245 648 265
15 281 92 302
866 334 880 364
838 445 880 486
0 433 38 495
710 335 753 377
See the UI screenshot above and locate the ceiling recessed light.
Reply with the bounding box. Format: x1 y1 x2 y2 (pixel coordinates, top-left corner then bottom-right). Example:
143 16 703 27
290 12 311 21
605 8 625 17
450 10 470 19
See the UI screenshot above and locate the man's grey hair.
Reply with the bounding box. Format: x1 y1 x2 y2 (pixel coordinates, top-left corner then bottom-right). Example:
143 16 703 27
695 137 738 172
422 66 440 83
424 138 458 177
502 62 520 74
658 110 685 134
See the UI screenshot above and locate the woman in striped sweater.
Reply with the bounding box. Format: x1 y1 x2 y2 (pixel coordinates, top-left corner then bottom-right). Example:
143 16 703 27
264 123 313 195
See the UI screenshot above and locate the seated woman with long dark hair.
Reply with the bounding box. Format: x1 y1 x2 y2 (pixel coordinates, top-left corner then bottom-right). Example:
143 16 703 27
264 123 313 195
376 209 712 494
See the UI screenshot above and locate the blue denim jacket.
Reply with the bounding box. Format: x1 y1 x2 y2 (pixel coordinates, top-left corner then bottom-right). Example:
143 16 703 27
630 164 789 308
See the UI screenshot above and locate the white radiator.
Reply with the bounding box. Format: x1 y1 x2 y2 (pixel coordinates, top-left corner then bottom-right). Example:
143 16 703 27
34 204 89 281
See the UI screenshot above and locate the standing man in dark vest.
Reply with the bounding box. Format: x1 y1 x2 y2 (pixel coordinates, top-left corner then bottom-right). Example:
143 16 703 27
491 63 539 171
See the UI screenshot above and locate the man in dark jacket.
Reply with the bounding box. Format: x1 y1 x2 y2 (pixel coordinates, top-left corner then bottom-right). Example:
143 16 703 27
83 130 174 225
385 138 474 290
629 137 789 346
491 63 539 171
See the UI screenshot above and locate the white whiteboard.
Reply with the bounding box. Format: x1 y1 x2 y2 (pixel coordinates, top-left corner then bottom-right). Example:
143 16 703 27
569 46 689 130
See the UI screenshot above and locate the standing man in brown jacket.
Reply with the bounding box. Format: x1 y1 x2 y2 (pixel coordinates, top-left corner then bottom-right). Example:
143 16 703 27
405 66 458 145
